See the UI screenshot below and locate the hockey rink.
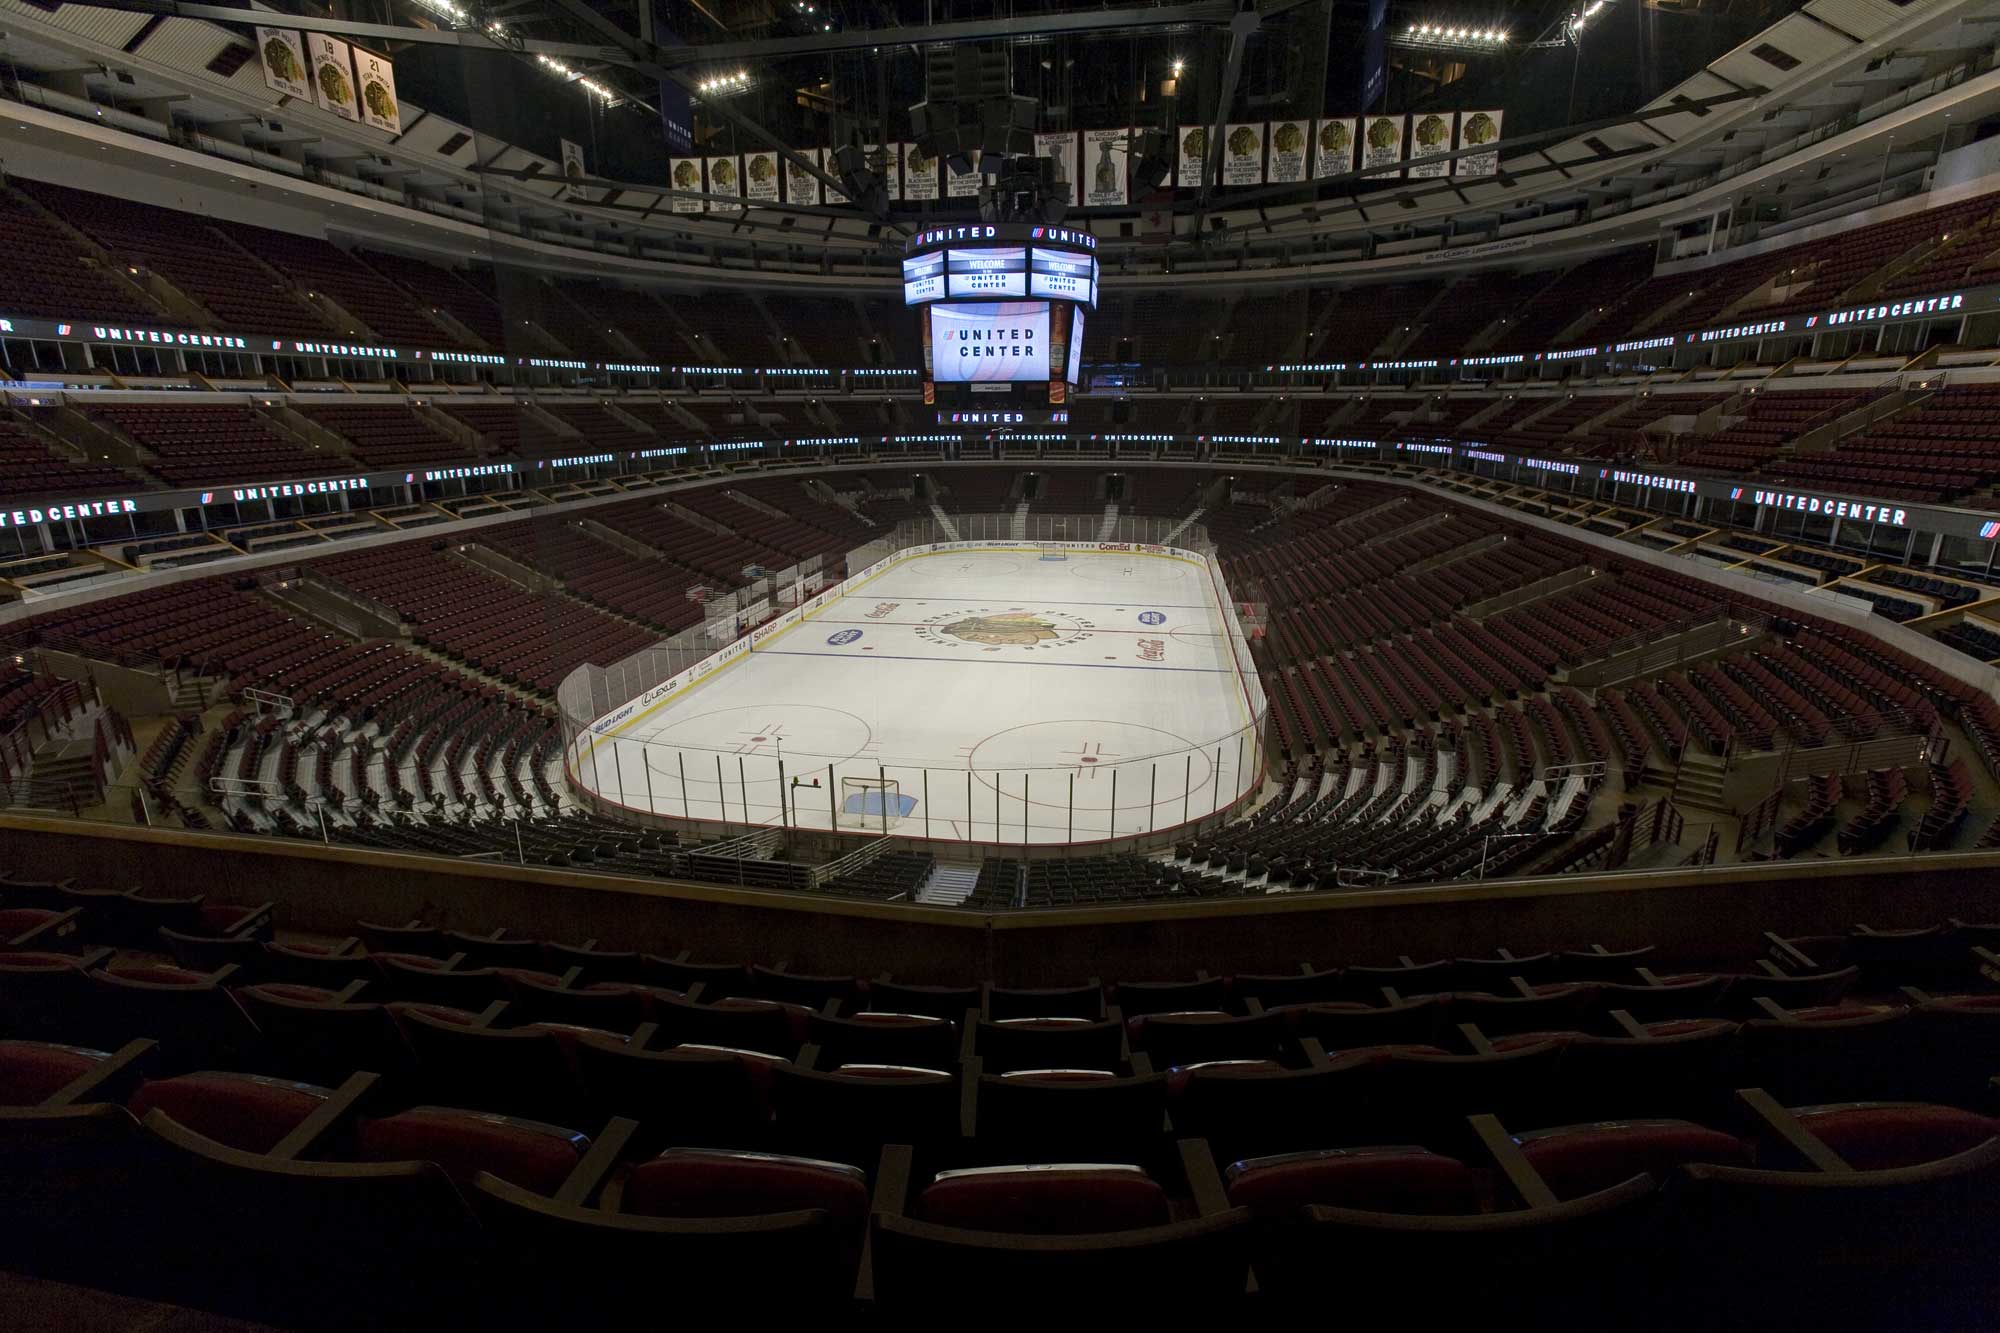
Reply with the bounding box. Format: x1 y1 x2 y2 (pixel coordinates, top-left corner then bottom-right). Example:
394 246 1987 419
570 546 1262 845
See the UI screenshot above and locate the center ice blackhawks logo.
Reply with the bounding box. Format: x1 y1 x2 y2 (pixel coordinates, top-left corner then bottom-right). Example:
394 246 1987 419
943 612 1062 646
917 606 1096 651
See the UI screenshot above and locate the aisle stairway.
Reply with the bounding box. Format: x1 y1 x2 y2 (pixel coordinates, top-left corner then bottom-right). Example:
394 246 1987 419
918 858 981 905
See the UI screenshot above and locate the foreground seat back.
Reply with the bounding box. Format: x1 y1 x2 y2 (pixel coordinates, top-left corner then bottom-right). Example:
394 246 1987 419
1255 1175 1657 1314
1665 1138 2000 1323
872 1207 1252 1307
134 1109 489 1327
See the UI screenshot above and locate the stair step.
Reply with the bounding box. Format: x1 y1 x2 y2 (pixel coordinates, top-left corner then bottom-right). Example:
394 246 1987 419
918 859 982 905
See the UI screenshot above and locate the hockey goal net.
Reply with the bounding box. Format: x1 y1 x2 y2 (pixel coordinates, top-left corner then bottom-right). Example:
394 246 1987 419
1033 542 1070 561
837 776 905 829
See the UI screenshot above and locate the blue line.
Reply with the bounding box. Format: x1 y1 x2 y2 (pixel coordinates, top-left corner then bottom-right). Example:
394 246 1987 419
752 648 1233 673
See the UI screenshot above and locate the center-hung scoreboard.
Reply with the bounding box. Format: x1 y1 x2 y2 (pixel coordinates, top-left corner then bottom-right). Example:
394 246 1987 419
902 223 1098 407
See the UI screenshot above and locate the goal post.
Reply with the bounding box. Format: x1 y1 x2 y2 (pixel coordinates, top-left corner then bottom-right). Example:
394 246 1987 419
837 775 906 829
1033 542 1070 562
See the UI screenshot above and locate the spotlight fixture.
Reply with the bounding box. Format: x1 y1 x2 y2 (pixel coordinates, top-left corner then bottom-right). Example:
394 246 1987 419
412 0 619 102
1567 0 1609 39
696 69 754 96
1397 22 1509 49
534 53 620 104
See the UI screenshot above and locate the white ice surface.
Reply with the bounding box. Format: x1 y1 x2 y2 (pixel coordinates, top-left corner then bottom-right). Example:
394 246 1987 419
573 548 1260 845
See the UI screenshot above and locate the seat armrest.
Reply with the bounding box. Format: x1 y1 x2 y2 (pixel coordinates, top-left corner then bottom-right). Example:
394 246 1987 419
1763 933 1818 973
872 1143 915 1218
269 1070 380 1162
1179 1138 1231 1217
10 906 82 948
554 1116 638 1207
1469 1113 1558 1210
959 1056 981 1140
1750 995 1790 1022
45 1038 158 1108
1733 1087 1851 1174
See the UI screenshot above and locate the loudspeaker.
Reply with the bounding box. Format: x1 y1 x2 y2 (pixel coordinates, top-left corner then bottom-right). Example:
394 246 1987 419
925 45 1010 104
978 97 1037 159
832 142 875 200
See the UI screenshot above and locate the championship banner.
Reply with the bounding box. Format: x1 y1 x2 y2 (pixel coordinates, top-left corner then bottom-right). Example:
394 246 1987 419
1267 119 1309 184
744 150 779 202
1222 123 1265 186
867 144 902 201
353 47 400 134
1176 125 1207 187
1456 110 1503 177
707 155 743 212
1083 128 1128 207
559 138 587 193
306 33 359 122
1314 118 1356 178
1035 132 1082 207
256 27 310 102
902 142 940 201
784 152 821 206
669 158 704 211
1408 112 1454 179
946 152 982 198
821 147 849 206
1362 115 1403 177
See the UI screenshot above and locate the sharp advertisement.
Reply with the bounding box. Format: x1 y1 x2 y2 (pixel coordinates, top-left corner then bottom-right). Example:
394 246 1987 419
929 302 1051 383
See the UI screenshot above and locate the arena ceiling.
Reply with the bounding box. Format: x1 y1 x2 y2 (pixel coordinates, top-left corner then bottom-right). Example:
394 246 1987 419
2 0 1997 280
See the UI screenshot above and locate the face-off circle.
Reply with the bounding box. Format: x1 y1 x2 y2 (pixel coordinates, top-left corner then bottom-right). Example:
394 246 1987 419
915 606 1098 651
931 554 1026 579
643 703 875 766
964 719 1218 813
1064 558 1186 587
